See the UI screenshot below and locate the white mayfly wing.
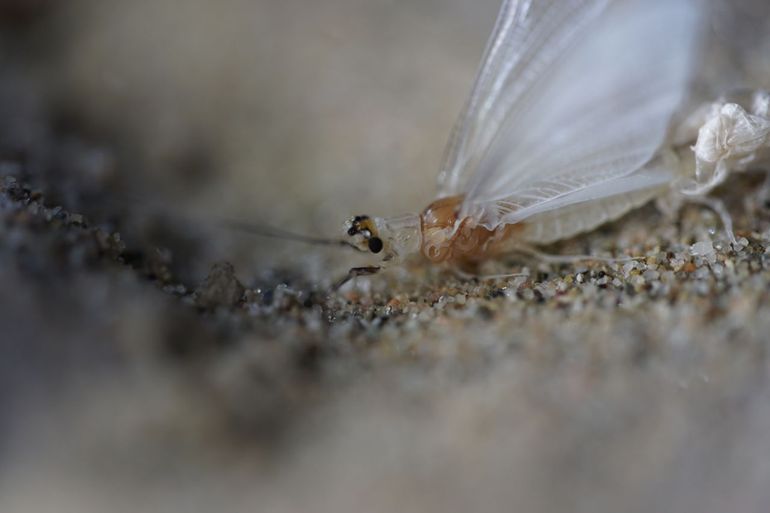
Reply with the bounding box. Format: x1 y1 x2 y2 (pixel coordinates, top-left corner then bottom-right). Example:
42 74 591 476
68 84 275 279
437 0 704 232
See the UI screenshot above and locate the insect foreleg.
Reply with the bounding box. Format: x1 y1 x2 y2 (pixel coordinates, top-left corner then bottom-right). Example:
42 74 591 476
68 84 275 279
332 265 381 290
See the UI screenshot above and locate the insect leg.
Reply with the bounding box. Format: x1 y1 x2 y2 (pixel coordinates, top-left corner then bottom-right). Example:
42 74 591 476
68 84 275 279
513 244 642 264
332 266 381 290
684 195 738 247
452 267 527 282
756 171 770 210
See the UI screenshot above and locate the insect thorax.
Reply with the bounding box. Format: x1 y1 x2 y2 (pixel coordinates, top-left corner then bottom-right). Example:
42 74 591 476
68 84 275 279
419 195 522 264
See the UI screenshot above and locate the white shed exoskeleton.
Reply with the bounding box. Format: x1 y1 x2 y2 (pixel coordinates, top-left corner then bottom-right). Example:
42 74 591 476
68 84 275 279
339 0 770 285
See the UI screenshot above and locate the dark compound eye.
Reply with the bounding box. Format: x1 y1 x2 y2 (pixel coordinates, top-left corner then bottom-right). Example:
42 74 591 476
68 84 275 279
347 226 358 236
368 237 383 254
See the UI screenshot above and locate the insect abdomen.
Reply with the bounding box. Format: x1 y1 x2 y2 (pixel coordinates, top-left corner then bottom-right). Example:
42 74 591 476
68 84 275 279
521 188 663 245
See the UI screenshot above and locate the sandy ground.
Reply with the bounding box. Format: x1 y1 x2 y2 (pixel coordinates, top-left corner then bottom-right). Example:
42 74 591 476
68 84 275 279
2 1 770 512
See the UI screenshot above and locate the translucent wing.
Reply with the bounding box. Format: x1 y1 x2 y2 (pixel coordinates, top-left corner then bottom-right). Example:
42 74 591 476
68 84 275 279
437 0 703 230
519 161 673 243
436 0 611 198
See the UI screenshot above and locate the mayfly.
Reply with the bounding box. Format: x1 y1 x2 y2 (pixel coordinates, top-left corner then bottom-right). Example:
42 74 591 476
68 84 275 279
217 0 768 287
325 0 770 285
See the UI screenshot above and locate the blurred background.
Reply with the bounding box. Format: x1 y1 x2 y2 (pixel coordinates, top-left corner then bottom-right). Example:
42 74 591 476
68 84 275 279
1 0 506 280
2 1 770 512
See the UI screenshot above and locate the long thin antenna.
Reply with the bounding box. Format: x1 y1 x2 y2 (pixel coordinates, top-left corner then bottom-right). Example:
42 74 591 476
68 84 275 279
110 191 364 252
220 218 364 251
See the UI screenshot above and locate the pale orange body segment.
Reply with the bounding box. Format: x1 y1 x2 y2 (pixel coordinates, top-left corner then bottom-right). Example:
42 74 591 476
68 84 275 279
419 195 523 264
